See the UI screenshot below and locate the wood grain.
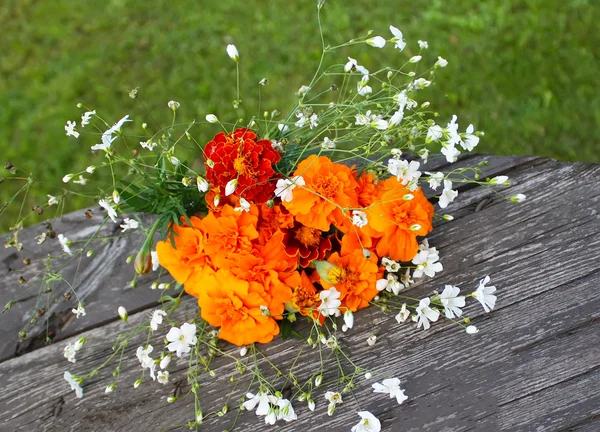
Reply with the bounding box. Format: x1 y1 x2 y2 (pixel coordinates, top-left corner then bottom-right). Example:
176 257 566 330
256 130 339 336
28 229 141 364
0 156 598 432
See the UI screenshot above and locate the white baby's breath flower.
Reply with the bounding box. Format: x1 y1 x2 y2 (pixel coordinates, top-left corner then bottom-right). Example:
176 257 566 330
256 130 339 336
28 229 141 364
140 141 157 151
118 306 128 321
274 176 305 202
197 176 209 192
99 199 118 223
150 310 167 331
438 285 466 318
58 234 73 256
64 371 83 398
80 110 95 127
63 338 85 363
415 297 439 330
466 325 479 334
511 193 527 203
47 195 59 206
168 100 180 110
351 411 381 432
296 85 311 96
351 210 368 228
425 172 445 191
427 125 443 142
439 180 458 209
376 273 403 295
344 57 369 75
372 378 408 404
409 55 422 63
318 287 342 317
86 166 96 174
205 114 218 123
418 40 429 49
65 121 79 138
234 197 251 212
72 302 86 319
243 392 272 416
395 303 411 323
441 143 461 163
309 113 319 129
366 36 386 48
389 25 406 51
472 276 497 312
120 218 139 232
151 250 160 272
412 246 443 278
343 310 354 330
324 391 343 416
366 335 377 346
136 345 156 380
389 110 404 126
157 371 169 384
489 175 509 185
72 175 87 185
321 137 336 150
225 179 238 196
277 124 289 134
166 323 197 357
462 124 480 151
160 355 171 369
435 56 448 68
226 44 239 61
357 75 372 96
277 398 297 422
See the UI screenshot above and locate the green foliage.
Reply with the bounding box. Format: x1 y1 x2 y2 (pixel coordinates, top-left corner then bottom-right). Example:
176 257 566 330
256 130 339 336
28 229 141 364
1 0 599 233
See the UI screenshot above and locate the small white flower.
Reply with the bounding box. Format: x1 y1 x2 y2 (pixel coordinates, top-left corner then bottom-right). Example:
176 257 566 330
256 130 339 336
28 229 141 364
105 384 115 393
72 175 87 185
239 347 248 357
462 124 480 151
351 411 381 432
197 176 209 192
439 180 458 209
389 110 404 126
205 114 218 123
351 210 368 228
381 257 400 272
243 392 272 416
58 234 73 256
389 25 406 51
366 335 377 346
295 112 309 128
277 124 289 134
140 141 157 151
489 175 509 185
81 110 95 127
86 166 96 174
166 323 197 357
344 57 369 75
321 137 336 150
395 303 411 323
425 172 445 190
64 371 83 398
318 287 342 317
472 275 497 312
372 377 408 404
387 159 421 189
118 306 128 321
410 78 431 90
65 121 79 138
62 174 73 183
415 297 440 330
441 143 461 163
324 391 343 416
157 371 169 384
120 218 139 232
412 246 443 278
234 197 251 212
466 325 479 334
309 113 319 129
160 355 171 369
63 338 85 363
47 195 59 206
225 179 238 196
277 398 297 422
99 199 118 223
168 100 180 110
409 55 422 63
419 148 430 163
366 36 386 48
343 310 354 330
418 40 429 49
401 269 414 286
376 273 403 295
364 372 373 379
151 250 160 271
435 56 448 68
297 85 311 96
274 176 305 202
150 310 167 331
438 285 466 318
511 193 527 203
226 44 239 61
357 75 372 96
72 302 86 318
136 345 156 380
321 335 338 349
427 125 444 142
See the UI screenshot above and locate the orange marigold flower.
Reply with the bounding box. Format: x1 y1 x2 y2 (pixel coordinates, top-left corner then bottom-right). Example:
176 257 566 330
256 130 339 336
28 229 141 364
202 204 259 269
198 268 280 346
204 128 280 203
320 249 381 312
367 177 434 262
282 222 333 267
286 271 319 315
155 216 206 285
357 172 378 208
257 203 295 244
283 155 359 231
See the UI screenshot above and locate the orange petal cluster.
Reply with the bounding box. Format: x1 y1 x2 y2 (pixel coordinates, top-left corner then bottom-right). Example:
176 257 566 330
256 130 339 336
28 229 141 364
157 136 435 345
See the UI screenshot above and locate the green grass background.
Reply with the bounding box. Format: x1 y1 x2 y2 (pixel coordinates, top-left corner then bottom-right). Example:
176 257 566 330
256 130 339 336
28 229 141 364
1 0 599 232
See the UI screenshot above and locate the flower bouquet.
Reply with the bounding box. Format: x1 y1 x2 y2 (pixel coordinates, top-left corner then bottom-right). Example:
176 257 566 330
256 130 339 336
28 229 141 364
3 3 524 431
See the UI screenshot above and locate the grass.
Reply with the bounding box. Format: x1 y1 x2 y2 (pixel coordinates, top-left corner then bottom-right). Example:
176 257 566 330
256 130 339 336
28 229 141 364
1 0 599 233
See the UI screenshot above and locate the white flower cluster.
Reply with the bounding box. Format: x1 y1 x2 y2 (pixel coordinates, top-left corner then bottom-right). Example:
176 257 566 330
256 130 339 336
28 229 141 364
243 391 297 424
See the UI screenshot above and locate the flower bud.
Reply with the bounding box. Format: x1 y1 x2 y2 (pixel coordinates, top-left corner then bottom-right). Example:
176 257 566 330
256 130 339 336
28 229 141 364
314 260 346 284
205 114 218 123
226 44 239 62
118 306 128 322
134 248 153 275
134 379 142 389
225 179 238 196
315 375 323 387
167 396 177 403
105 383 116 393
197 176 209 192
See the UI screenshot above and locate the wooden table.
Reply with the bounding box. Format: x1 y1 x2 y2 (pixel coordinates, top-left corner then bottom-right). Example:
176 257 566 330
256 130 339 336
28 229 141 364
1 155 599 431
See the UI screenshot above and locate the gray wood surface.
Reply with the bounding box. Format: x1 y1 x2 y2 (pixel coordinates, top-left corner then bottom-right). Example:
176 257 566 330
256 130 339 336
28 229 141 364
0 155 599 432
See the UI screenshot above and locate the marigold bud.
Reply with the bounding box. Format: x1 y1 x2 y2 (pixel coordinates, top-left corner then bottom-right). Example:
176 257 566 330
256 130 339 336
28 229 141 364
134 249 152 275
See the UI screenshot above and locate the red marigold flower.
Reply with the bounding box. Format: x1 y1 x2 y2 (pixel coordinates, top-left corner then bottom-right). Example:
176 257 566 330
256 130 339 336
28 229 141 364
204 128 281 203
282 221 333 267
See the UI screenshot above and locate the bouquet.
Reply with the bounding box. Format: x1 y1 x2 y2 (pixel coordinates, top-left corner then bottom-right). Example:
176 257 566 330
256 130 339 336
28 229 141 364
3 3 525 430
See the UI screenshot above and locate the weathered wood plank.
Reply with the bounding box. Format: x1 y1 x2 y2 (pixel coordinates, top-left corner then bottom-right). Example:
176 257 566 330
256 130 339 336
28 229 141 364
1 157 599 431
